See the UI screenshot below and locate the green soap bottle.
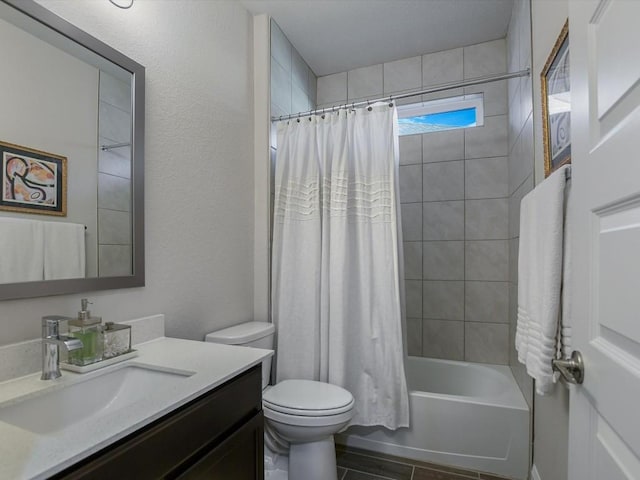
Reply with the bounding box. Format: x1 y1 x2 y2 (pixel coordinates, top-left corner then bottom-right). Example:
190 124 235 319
68 298 104 366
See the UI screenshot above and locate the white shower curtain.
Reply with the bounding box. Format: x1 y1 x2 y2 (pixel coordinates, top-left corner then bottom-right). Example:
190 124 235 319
271 103 409 429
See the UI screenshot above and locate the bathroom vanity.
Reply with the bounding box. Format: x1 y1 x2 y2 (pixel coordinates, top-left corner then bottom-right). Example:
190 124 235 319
0 336 272 479
55 366 263 479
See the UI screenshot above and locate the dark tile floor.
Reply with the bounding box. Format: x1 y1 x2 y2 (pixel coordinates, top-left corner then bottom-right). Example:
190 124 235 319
335 445 515 480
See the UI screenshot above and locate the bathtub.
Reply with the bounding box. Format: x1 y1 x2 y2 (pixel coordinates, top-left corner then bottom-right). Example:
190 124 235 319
336 357 530 480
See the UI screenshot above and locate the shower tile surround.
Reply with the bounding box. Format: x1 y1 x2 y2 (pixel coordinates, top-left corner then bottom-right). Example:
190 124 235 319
269 20 318 229
506 0 535 407
318 39 510 364
270 20 317 121
97 71 133 276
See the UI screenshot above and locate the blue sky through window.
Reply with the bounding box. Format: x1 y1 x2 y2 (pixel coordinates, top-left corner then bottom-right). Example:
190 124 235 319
398 107 477 135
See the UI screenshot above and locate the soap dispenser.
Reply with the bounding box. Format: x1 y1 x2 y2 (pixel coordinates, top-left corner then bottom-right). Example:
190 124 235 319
68 298 104 366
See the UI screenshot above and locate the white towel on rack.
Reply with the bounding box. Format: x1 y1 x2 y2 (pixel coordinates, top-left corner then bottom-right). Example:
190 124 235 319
0 217 44 283
558 180 573 360
515 165 570 395
43 221 85 280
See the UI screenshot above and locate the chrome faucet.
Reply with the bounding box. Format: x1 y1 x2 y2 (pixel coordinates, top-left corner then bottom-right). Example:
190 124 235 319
41 316 83 380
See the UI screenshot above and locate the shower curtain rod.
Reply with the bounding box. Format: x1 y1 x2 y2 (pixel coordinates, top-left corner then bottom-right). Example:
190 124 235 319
272 68 530 122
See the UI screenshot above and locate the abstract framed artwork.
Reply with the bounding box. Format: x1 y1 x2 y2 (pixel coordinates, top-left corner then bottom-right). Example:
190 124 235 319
0 141 67 216
541 20 571 178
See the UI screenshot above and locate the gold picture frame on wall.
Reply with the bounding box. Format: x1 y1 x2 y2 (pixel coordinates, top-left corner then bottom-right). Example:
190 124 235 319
541 20 571 178
0 140 67 216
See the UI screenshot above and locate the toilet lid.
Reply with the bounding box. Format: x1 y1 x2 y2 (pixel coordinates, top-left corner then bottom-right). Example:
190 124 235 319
263 380 354 417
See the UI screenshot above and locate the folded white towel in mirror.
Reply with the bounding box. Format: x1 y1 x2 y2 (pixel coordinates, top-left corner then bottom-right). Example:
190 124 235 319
43 221 85 280
0 217 45 283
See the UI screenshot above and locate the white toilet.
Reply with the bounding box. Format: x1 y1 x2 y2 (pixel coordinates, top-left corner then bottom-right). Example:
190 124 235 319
205 321 354 480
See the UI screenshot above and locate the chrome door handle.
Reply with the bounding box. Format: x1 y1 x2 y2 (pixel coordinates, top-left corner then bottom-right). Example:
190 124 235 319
552 350 584 384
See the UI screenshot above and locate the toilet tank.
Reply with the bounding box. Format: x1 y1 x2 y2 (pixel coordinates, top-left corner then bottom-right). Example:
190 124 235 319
205 321 275 389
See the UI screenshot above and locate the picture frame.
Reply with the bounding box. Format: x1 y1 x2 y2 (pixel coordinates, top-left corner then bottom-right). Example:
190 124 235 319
541 20 571 178
0 140 67 216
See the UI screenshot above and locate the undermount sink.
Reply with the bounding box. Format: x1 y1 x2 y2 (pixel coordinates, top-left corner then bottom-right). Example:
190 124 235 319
0 365 193 435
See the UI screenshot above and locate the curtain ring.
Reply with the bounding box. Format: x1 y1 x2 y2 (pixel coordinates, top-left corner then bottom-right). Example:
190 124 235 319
367 100 372 112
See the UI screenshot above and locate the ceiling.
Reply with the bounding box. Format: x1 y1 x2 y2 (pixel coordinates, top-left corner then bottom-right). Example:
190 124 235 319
240 0 514 77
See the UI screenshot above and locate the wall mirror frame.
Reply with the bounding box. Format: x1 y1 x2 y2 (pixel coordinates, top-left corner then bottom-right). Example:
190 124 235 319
0 0 145 300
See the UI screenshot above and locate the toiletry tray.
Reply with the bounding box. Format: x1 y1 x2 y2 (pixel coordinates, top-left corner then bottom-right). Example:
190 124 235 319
61 350 138 373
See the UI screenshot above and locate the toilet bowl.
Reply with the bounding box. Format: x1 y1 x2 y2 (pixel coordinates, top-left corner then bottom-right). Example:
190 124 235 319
205 322 354 480
263 379 354 479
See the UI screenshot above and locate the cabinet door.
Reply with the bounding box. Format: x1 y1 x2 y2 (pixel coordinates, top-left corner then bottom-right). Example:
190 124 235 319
54 366 262 480
176 411 264 480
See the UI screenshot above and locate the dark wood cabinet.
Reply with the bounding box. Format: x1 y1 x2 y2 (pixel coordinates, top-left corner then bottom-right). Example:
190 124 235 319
54 365 264 480
176 411 263 479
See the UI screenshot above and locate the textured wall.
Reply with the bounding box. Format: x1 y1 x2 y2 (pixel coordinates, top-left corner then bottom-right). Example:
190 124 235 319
316 40 511 365
0 0 255 347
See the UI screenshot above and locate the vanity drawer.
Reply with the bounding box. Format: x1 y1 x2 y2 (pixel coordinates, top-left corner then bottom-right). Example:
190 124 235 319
55 365 262 479
176 411 264 480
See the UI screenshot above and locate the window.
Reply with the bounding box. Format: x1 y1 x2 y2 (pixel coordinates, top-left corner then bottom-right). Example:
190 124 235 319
397 94 484 136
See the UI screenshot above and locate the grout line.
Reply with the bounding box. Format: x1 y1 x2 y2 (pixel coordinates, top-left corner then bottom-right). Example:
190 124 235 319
420 279 509 283
339 449 417 470
99 97 131 116
402 194 512 205
339 446 499 480
416 465 480 480
462 125 467 360
345 468 398 480
510 172 533 198
420 239 509 244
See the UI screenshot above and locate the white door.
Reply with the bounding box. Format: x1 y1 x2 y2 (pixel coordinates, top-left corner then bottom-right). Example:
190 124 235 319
569 0 640 478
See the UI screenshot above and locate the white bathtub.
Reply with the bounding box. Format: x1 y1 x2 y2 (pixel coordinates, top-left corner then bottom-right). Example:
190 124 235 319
336 357 530 480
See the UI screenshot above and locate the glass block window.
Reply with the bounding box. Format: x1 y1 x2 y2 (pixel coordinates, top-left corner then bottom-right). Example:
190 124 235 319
397 94 484 136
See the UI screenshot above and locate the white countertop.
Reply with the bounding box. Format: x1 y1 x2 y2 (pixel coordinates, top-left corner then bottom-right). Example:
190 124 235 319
0 337 273 480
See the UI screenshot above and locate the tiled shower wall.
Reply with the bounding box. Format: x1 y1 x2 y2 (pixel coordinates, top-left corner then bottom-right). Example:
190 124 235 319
270 20 317 129
507 0 535 406
97 72 133 277
269 20 318 214
317 40 510 365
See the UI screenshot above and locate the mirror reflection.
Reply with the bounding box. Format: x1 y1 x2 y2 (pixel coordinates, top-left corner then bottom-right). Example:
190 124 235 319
0 2 133 284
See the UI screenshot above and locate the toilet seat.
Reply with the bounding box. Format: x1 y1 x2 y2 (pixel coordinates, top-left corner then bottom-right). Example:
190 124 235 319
263 379 354 417
263 404 354 428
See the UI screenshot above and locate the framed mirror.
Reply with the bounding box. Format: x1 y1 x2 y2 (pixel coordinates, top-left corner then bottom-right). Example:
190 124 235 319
0 0 145 300
541 20 570 178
